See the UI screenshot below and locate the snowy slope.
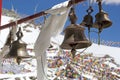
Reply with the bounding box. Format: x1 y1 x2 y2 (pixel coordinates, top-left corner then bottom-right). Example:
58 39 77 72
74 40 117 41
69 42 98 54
51 33 120 65
82 43 120 64
1 15 120 65
0 15 120 80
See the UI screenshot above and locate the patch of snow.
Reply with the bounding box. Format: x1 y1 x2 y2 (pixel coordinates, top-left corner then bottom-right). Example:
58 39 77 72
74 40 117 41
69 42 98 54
82 43 120 64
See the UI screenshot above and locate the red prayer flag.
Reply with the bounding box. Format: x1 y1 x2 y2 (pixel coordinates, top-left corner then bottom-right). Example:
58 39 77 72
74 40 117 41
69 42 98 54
0 0 2 25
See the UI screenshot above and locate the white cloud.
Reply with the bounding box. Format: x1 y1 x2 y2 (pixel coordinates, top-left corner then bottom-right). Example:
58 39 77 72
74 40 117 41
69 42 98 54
102 0 120 5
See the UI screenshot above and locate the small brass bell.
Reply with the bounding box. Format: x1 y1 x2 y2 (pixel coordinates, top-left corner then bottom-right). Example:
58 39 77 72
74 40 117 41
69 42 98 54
80 6 93 29
93 0 112 32
93 11 112 30
81 14 93 28
80 6 94 40
60 24 92 49
4 27 32 64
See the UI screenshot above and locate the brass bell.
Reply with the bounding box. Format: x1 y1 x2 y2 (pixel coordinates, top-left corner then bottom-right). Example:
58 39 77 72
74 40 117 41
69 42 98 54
93 11 112 29
80 6 93 28
60 24 92 49
4 27 32 64
93 0 112 31
61 7 92 58
81 14 93 27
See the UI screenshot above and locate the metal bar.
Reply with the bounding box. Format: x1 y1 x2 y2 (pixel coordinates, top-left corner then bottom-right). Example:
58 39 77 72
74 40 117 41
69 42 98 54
0 11 46 30
0 0 84 30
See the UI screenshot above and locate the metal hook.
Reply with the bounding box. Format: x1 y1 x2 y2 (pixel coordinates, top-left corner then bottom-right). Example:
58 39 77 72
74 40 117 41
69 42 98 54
16 27 23 40
86 6 93 14
97 0 103 12
69 7 77 24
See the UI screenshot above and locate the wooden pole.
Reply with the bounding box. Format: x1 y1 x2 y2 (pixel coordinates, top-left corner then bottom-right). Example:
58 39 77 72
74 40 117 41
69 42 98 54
0 0 84 30
0 11 46 30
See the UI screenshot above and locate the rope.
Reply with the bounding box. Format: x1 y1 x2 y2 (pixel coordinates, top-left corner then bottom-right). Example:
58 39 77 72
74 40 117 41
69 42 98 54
80 47 88 54
88 0 91 7
85 0 94 41
89 29 101 45
98 32 101 45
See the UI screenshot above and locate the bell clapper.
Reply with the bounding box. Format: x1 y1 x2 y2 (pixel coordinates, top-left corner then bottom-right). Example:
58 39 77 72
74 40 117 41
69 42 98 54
69 44 77 58
16 57 22 65
71 48 76 59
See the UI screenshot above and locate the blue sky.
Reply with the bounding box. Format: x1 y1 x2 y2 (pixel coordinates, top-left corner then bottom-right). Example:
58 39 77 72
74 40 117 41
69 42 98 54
2 0 120 42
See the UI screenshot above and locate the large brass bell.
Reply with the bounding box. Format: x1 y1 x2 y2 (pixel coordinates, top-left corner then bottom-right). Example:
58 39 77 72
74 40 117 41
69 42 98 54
4 27 32 64
60 24 92 49
93 11 112 30
61 7 92 58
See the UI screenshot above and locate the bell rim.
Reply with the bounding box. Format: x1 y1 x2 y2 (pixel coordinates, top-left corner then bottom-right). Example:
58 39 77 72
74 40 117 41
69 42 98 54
60 41 92 49
64 41 91 44
93 21 112 29
3 54 33 59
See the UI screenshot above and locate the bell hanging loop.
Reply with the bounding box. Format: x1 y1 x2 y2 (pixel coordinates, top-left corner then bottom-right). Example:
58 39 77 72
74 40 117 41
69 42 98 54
97 0 103 12
71 48 76 58
16 27 23 41
69 7 77 24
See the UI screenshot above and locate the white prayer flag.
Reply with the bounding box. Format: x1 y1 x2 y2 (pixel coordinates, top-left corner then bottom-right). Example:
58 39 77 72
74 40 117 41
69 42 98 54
34 1 71 80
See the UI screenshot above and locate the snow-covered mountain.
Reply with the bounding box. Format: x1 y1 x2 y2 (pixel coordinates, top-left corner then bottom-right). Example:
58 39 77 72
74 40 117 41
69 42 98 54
0 14 120 64
0 14 120 80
